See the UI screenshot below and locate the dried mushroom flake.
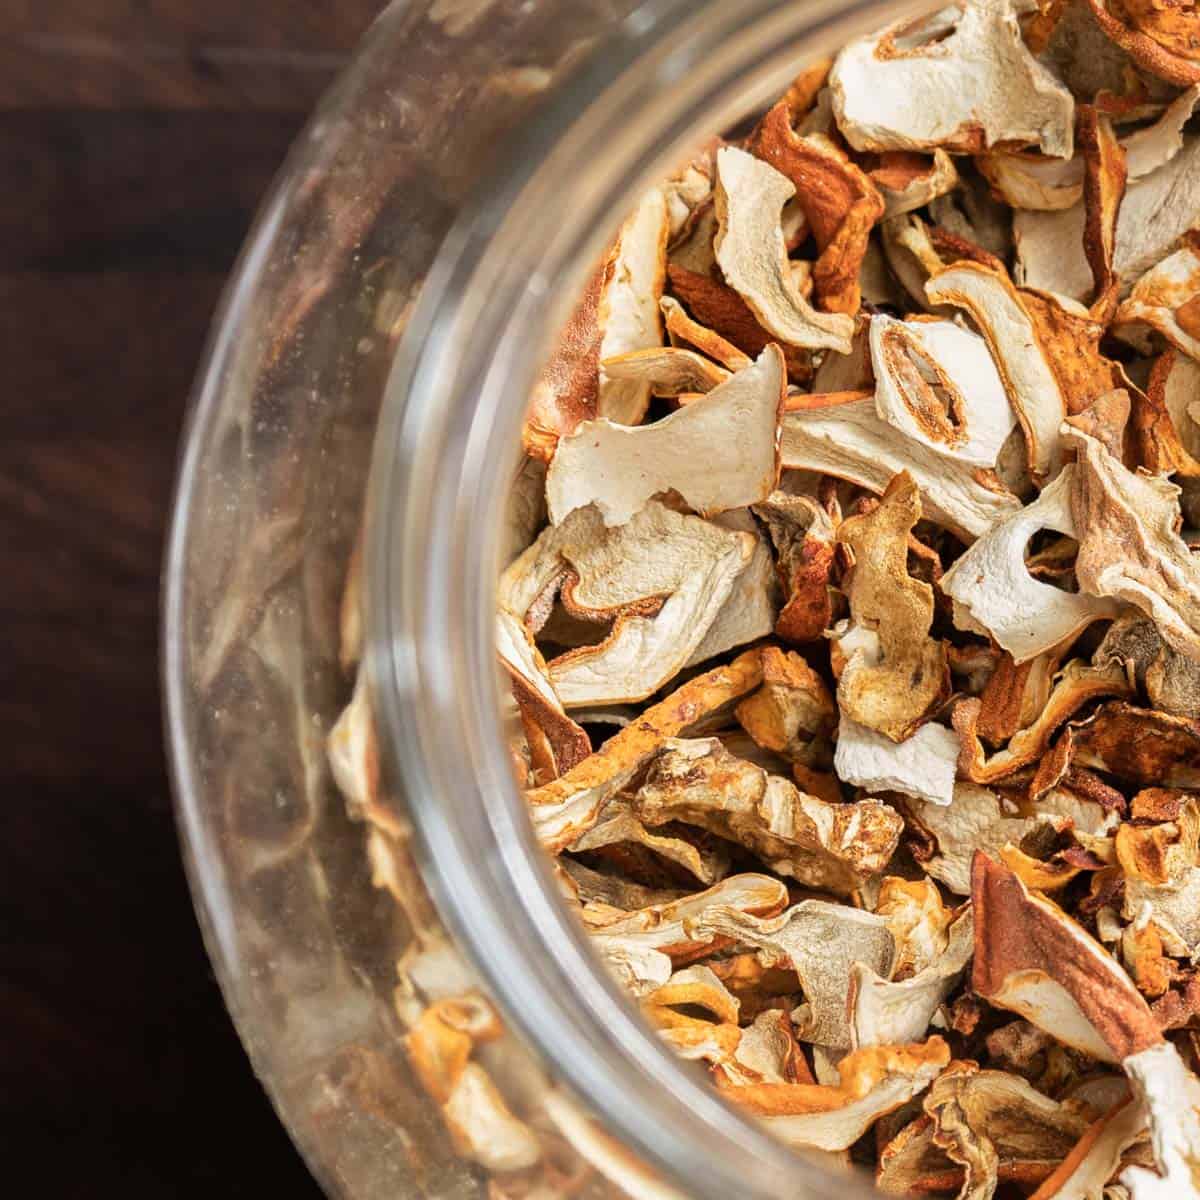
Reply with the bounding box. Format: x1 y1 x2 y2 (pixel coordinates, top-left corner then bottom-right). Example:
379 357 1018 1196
328 8 1200 1192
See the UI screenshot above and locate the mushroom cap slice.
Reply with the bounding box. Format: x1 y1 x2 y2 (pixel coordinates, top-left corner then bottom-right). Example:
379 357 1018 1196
734 645 835 761
972 854 1163 1064
940 466 1124 664
978 147 1085 211
600 345 731 397
829 0 1075 157
596 186 670 426
1115 237 1200 361
1118 1040 1200 1199
727 1039 951 1153
781 394 1022 540
546 344 785 527
835 719 960 808
687 900 896 1049
849 909 974 1049
634 737 901 897
835 473 949 743
925 261 1068 481
713 146 854 353
870 315 1017 468
1064 422 1200 663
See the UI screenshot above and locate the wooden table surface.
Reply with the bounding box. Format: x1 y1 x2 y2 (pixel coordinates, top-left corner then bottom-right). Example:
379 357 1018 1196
4 4 384 1192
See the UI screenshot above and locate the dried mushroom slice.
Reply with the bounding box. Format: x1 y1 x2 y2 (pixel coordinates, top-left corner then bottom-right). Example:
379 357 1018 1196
1064 422 1200 663
972 854 1163 1064
849 909 974 1049
733 646 835 761
596 186 670 426
978 147 1085 212
835 719 960 808
727 1039 951 1153
1086 0 1200 86
713 147 855 353
954 658 1132 786
925 261 1069 482
835 473 949 743
870 315 1018 469
546 344 785 527
1096 614 1200 720
907 783 1120 896
687 900 896 1048
1028 1095 1145 1200
749 103 885 314
590 872 788 963
923 1065 1092 1200
1119 1040 1200 1199
1017 132 1200 301
751 492 837 644
781 393 1023 540
940 467 1123 664
600 345 731 397
829 0 1075 157
870 149 960 218
660 294 752 372
634 737 901 896
1115 236 1200 361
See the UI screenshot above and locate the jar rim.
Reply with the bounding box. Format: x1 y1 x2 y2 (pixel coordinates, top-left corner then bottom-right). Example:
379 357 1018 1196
365 1 921 1196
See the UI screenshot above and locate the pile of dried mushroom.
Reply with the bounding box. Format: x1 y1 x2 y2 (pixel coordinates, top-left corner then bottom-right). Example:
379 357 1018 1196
331 1 1200 1195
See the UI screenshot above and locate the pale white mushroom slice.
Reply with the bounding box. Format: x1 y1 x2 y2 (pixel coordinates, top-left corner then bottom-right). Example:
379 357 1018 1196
925 261 1067 481
1063 424 1200 663
713 147 854 353
1119 1041 1200 1200
978 148 1085 211
940 467 1124 663
870 315 1017 468
634 737 903 897
686 900 895 1048
731 1040 951 1153
600 345 731 397
546 345 785 527
1155 351 1200 460
1017 132 1200 302
1114 239 1200 360
597 186 670 426
1122 84 1200 181
781 397 1022 541
849 910 974 1048
835 719 960 808
829 0 1074 157
686 509 779 668
972 855 1163 1065
907 785 1119 896
591 940 673 999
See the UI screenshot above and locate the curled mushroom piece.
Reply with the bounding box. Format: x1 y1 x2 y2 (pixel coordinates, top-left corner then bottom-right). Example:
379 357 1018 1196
546 345 785 527
688 900 896 1048
1064 423 1200 662
713 146 855 353
940 467 1124 664
829 0 1074 156
870 150 960 218
1115 236 1200 361
835 473 949 742
1086 0 1200 87
633 737 902 897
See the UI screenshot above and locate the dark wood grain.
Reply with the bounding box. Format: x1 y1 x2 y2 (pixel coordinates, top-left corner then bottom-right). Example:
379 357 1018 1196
3 3 383 1194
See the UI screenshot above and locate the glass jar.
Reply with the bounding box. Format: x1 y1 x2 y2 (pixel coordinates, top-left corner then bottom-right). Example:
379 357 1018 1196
163 2 922 1197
